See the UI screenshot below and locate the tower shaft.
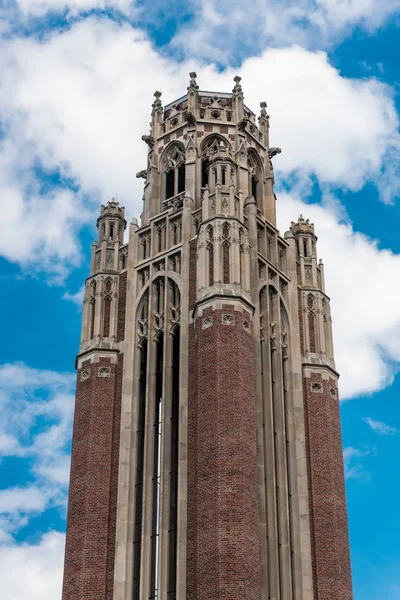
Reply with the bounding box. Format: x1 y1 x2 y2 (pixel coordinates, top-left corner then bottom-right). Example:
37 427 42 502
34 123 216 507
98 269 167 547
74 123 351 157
62 75 352 600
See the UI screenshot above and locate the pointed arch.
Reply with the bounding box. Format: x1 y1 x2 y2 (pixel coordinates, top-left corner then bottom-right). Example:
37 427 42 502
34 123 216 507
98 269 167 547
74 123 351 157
160 142 186 201
200 134 233 189
247 148 264 209
222 222 231 284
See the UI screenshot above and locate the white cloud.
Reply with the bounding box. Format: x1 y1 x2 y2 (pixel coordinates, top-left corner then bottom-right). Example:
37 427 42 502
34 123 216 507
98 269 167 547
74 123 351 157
0 363 75 523
0 20 399 281
343 445 375 479
8 0 134 18
0 19 399 398
277 194 400 399
363 417 398 435
172 0 400 62
0 486 47 514
63 285 84 305
0 531 65 600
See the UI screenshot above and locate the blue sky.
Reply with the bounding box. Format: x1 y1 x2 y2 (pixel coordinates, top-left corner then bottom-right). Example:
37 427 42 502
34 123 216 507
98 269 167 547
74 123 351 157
0 0 400 598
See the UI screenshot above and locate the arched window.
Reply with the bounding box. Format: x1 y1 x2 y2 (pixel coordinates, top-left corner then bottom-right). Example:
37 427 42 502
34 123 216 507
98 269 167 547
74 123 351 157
207 226 214 287
222 223 230 284
201 158 209 188
248 151 263 209
89 280 96 340
103 278 112 338
163 144 186 200
166 169 175 199
307 294 316 352
200 135 232 192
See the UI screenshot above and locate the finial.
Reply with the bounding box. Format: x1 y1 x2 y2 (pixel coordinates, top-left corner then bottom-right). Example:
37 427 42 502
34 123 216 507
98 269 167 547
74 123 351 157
152 90 163 113
232 75 243 97
259 101 269 120
188 71 199 91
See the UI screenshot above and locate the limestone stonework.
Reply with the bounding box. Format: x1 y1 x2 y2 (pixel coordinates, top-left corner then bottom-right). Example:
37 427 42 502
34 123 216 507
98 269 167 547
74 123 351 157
62 73 353 600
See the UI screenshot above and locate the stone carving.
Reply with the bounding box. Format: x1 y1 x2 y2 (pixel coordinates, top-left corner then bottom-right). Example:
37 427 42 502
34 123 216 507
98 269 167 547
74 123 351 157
98 367 111 378
232 75 243 96
152 90 162 113
202 316 213 329
80 368 91 382
222 314 235 325
185 111 197 127
312 382 323 392
188 71 199 91
268 147 281 158
237 117 249 131
141 134 154 149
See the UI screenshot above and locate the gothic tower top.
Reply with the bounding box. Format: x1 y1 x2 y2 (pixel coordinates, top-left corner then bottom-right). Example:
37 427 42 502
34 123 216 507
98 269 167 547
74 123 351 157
138 73 281 227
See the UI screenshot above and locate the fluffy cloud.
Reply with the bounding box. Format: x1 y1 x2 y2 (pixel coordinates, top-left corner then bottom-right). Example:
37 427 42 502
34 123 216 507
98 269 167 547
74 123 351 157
363 417 398 435
343 445 376 479
0 363 75 524
7 0 133 18
277 195 400 399
0 19 399 280
0 531 65 600
0 364 73 598
1 18 400 397
172 0 400 61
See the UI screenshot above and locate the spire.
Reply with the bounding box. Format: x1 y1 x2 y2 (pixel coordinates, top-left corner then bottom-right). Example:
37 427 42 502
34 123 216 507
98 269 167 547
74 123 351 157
187 71 199 92
152 90 163 115
187 71 199 117
232 75 243 98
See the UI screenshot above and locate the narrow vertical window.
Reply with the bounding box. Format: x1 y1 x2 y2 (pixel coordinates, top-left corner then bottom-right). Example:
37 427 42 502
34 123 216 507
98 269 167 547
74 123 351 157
168 327 180 598
207 227 214 287
90 299 96 340
308 312 316 353
133 340 148 600
281 303 295 599
150 334 164 599
252 175 257 202
103 279 112 338
221 167 226 185
201 158 209 188
166 169 175 200
307 294 316 352
178 163 185 194
90 281 96 340
222 223 230 285
223 243 229 284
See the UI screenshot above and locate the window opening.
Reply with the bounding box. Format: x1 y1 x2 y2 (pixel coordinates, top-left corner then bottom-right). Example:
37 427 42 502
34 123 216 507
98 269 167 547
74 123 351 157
166 169 175 200
133 340 148 600
201 159 209 188
178 164 185 194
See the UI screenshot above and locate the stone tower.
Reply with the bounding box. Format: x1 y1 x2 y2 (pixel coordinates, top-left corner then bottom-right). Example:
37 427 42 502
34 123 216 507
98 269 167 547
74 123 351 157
62 74 352 600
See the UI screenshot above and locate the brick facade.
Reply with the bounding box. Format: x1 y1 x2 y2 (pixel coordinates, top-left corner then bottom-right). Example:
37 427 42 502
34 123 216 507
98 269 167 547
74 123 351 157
62 354 122 600
187 305 261 600
303 371 352 600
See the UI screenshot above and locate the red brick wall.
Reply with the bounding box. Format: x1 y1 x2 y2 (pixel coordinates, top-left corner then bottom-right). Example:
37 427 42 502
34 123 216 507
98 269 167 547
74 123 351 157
62 355 122 600
187 304 261 600
117 271 127 342
303 372 352 600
